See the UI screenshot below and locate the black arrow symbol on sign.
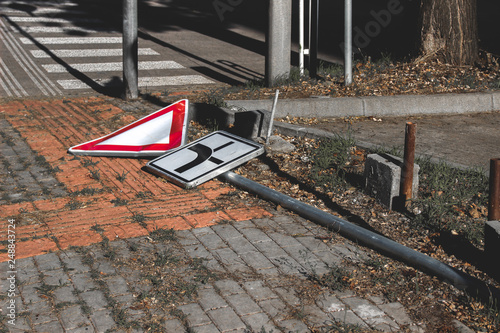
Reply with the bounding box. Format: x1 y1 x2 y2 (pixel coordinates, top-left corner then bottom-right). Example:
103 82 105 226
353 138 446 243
174 141 234 173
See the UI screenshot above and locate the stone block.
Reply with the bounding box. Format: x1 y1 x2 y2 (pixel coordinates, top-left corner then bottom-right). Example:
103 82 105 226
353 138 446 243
485 221 500 275
365 154 419 210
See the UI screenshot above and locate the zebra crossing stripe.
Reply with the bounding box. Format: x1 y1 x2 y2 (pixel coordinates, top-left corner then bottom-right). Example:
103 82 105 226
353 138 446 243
19 26 117 34
31 48 159 58
20 37 122 44
58 75 214 89
43 61 185 73
8 16 101 24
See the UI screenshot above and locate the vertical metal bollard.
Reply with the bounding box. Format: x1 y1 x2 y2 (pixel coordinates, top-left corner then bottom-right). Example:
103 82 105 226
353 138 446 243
401 122 416 207
489 158 500 221
123 0 138 99
266 0 292 87
344 0 352 85
309 0 319 78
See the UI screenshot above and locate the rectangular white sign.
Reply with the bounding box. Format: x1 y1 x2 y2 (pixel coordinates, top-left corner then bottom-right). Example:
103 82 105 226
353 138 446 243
145 131 264 188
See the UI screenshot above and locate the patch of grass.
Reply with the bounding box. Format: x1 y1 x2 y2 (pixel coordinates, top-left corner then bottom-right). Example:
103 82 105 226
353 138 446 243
89 169 101 181
149 228 176 242
202 88 228 107
81 158 100 167
90 224 104 233
131 213 147 228
411 158 488 246
65 199 85 210
110 198 128 207
135 191 153 199
310 130 356 190
70 187 102 196
153 250 180 266
115 170 129 182
35 282 58 297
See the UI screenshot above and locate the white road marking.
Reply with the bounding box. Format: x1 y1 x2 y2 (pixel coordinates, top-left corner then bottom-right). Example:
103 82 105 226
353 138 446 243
8 16 100 24
43 61 184 73
17 26 117 34
20 37 122 44
58 75 214 89
31 48 159 58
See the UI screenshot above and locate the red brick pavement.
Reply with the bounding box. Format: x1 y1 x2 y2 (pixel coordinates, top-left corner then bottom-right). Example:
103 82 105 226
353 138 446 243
0 97 272 262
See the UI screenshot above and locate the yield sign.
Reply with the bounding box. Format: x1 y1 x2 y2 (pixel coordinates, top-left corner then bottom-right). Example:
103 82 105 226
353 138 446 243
68 100 189 157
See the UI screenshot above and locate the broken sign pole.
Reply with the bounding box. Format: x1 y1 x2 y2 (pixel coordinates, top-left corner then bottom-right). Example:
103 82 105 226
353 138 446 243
400 122 417 207
489 158 500 221
123 0 138 99
266 90 280 144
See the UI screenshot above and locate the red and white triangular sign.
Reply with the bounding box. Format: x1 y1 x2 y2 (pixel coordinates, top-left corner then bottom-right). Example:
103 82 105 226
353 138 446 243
68 99 189 157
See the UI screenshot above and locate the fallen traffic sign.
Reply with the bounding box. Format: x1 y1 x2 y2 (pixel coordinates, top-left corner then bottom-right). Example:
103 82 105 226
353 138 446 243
68 100 189 157
145 131 264 188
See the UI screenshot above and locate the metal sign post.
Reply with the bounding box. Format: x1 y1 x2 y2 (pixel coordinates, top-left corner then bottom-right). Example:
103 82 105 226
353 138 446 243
344 0 353 85
123 0 138 99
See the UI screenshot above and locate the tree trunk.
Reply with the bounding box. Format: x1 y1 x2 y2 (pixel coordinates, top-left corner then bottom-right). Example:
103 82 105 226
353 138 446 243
419 0 478 65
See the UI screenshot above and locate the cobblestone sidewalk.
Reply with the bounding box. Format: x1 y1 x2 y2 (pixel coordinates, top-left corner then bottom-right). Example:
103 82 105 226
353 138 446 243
2 214 423 332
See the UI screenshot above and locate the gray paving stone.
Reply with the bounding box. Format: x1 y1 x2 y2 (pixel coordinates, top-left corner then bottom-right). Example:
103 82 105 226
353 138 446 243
224 236 257 254
90 309 116 332
184 244 215 261
59 251 90 274
226 293 261 316
268 232 303 248
93 260 117 275
208 306 246 332
66 325 95 333
313 250 344 266
59 305 91 330
316 293 345 313
379 302 413 326
238 227 273 244
29 308 58 326
176 229 200 246
163 319 185 332
239 251 275 270
53 285 79 304
32 320 64 332
274 287 301 307
258 298 289 321
302 304 333 327
295 236 331 253
212 248 246 267
178 303 212 327
70 273 98 292
243 281 277 302
197 231 227 250
197 287 228 311
253 240 288 259
212 223 242 240
241 312 276 332
328 309 368 328
365 316 400 332
104 275 130 296
277 319 310 332
5 316 31 332
342 297 385 320
19 284 44 304
42 269 70 286
214 279 244 296
252 217 283 231
191 323 220 333
79 290 108 311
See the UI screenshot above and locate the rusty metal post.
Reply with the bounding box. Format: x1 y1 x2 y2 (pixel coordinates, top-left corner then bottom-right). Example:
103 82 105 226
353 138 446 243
489 158 500 221
401 122 417 206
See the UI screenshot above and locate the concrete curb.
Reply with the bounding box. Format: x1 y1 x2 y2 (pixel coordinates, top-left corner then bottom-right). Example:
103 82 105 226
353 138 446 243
225 91 500 118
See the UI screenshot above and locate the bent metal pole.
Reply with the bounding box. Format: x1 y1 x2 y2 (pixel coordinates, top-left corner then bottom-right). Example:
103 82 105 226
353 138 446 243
489 158 500 221
219 171 480 292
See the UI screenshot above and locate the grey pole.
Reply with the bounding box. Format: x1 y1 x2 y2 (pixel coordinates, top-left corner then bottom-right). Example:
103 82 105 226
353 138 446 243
123 0 138 99
266 0 292 87
344 0 353 85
